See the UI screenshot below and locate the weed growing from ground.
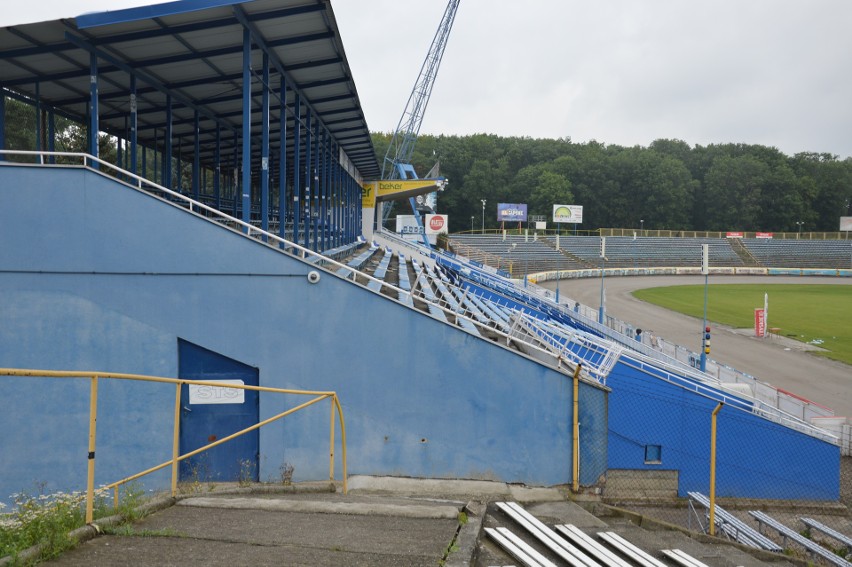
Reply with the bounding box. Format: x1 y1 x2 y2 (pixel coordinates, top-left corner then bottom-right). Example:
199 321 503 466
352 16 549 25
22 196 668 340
0 483 146 563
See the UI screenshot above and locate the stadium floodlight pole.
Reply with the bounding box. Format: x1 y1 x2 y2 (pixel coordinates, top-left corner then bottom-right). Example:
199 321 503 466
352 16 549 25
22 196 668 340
700 244 709 372
599 236 606 324
481 199 486 233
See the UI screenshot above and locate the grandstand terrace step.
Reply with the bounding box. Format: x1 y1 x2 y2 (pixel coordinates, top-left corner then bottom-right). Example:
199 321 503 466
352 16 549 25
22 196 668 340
729 237 764 267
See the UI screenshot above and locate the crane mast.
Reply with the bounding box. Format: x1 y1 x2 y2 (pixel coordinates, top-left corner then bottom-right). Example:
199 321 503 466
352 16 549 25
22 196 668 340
380 0 460 239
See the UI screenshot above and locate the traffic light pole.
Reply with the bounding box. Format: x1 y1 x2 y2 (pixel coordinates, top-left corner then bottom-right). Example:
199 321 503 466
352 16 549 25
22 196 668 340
700 244 710 372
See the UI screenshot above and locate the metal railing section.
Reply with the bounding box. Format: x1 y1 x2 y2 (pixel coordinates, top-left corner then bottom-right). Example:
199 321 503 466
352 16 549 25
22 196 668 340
0 368 348 524
507 312 622 384
617 355 838 444
1 151 588 382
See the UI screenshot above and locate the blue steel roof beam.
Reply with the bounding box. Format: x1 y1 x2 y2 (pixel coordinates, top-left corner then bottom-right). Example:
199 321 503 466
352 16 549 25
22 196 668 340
124 30 333 71
78 3 327 38
64 32 241 141
10 30 333 92
50 71 244 106
1 24 127 114
151 14 238 96
232 5 357 155
127 101 361 129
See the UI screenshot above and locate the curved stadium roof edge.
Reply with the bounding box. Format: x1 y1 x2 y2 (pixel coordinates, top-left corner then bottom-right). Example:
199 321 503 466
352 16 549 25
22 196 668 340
0 0 380 179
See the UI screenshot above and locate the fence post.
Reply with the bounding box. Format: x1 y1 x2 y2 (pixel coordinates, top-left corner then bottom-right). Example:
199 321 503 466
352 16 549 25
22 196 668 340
86 376 99 524
708 402 724 535
329 394 336 481
572 364 582 492
172 382 182 497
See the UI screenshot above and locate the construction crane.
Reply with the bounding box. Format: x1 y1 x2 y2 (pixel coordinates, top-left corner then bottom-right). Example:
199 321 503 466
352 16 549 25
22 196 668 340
380 0 460 244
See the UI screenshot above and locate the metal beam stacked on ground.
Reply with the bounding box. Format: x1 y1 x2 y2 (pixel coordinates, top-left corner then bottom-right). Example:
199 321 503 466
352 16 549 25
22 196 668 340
596 531 668 567
749 511 852 567
687 492 782 552
660 548 711 567
495 502 602 567
800 517 852 556
484 527 558 567
554 524 634 567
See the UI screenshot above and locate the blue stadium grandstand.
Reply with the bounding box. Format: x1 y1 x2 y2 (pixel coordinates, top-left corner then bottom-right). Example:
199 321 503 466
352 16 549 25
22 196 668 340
0 0 844 513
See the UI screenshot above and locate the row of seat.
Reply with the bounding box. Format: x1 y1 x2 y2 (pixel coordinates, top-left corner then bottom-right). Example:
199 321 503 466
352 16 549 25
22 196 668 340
449 234 852 270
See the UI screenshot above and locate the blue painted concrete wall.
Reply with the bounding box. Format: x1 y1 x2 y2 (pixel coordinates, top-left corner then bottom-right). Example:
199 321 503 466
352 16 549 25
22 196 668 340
0 166 608 502
606 357 839 500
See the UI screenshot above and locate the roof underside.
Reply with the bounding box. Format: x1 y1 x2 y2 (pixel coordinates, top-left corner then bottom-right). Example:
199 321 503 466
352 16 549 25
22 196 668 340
0 0 380 179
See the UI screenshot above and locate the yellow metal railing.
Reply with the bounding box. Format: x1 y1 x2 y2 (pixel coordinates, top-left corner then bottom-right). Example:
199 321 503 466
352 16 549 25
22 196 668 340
0 369 348 523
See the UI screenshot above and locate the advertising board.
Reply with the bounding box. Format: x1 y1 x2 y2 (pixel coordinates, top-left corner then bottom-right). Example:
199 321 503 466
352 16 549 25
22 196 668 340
497 203 528 222
553 204 583 224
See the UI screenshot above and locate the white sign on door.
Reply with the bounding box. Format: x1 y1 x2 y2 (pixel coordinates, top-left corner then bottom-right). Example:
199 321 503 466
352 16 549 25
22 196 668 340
189 379 245 405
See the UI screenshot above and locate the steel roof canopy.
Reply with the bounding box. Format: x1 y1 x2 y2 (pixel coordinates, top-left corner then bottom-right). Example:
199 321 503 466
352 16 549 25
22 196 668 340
0 0 379 179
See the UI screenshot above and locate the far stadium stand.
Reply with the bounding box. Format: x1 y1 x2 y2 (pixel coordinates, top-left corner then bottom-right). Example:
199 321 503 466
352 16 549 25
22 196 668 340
449 233 852 271
741 238 852 269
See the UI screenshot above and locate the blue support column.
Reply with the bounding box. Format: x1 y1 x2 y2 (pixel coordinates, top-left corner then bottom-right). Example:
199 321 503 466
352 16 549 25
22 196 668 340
232 131 239 217
260 52 270 242
278 77 287 245
35 82 41 152
153 128 158 182
292 95 301 246
241 27 252 232
176 137 182 192
214 126 221 210
164 95 172 188
129 75 137 175
47 107 55 164
322 130 330 251
303 109 311 250
0 92 5 160
312 122 320 250
88 54 99 166
193 110 200 201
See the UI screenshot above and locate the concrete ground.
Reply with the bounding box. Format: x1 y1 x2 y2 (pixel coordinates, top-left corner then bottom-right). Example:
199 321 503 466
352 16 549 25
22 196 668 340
36 477 823 567
541 275 852 416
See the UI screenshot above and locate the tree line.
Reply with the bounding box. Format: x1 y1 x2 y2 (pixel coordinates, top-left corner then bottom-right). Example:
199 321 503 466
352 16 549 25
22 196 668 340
372 133 852 234
5 96 850 234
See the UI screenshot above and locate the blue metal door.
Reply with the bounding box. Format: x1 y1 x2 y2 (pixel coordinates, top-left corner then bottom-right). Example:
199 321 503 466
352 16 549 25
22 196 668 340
178 339 259 482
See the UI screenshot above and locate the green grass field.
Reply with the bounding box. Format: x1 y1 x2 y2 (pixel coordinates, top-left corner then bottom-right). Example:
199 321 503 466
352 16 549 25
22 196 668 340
632 284 852 365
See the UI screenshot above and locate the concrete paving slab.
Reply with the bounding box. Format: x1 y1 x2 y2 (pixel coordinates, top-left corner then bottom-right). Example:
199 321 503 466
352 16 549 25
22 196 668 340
507 485 566 503
43 492 460 567
526 501 609 529
346 475 512 499
178 495 461 519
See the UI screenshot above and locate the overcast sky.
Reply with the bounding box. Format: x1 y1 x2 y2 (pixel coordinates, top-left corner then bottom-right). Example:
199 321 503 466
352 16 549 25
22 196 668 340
5 0 852 158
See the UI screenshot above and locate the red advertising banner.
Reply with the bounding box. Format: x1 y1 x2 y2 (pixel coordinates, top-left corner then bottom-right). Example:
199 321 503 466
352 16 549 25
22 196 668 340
754 308 766 337
755 232 774 239
726 232 744 238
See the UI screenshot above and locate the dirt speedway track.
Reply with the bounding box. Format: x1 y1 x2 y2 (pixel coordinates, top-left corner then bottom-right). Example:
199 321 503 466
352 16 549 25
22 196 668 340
540 275 852 417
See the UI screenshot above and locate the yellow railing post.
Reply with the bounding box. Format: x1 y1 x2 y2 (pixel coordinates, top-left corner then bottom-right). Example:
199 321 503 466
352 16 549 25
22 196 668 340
334 395 348 494
85 375 99 524
572 364 582 493
172 382 182 497
709 402 724 536
329 394 336 481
